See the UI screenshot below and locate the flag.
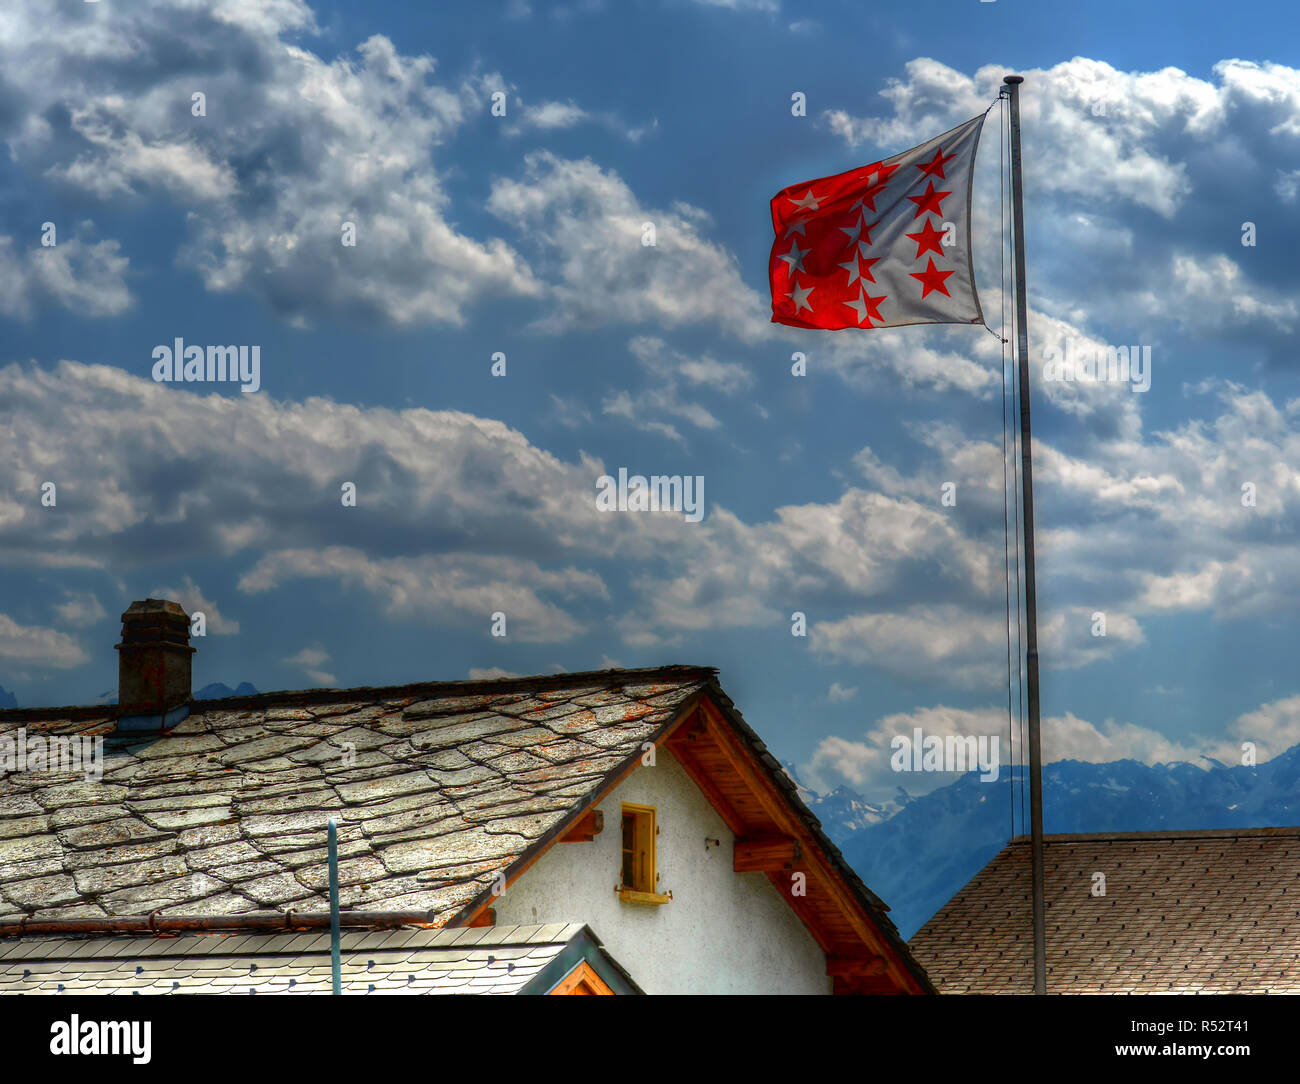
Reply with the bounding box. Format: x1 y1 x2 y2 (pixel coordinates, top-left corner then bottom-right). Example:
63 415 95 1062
769 114 986 331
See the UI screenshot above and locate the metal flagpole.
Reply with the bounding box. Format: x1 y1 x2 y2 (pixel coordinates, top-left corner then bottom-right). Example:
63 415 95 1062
1002 73 1047 996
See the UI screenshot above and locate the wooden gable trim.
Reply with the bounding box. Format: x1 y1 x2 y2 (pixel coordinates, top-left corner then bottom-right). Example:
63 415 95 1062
664 722 746 836
549 959 615 995
668 695 930 994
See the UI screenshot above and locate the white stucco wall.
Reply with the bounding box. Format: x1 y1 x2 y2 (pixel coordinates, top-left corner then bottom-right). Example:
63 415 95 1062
494 749 831 994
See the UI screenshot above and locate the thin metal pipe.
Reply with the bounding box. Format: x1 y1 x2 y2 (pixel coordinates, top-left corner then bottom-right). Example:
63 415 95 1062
329 817 342 995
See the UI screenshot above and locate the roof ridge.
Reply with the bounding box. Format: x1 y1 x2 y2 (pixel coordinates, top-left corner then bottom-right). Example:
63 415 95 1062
1008 826 1300 843
0 664 719 722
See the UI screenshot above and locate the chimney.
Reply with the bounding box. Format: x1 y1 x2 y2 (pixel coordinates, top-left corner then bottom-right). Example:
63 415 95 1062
115 599 195 729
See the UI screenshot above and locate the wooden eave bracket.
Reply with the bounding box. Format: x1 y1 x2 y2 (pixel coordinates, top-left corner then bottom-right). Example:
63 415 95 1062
560 809 604 843
734 835 802 872
468 907 496 929
826 955 889 979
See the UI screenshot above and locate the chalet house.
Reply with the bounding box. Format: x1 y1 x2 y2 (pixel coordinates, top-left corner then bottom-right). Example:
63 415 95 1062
0 600 932 995
909 828 1300 993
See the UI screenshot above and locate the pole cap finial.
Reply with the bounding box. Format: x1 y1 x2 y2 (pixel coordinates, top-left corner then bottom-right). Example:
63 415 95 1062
1003 75 1024 85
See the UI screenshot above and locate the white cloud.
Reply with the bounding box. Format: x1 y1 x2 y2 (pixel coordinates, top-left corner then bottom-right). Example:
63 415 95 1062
518 100 590 130
486 151 769 340
810 606 1008 688
50 116 238 202
0 613 86 669
468 666 520 680
282 643 336 686
801 704 1008 797
1038 384 1300 621
827 681 858 703
5 357 1299 693
1166 253 1296 333
1227 695 1300 762
0 234 131 319
546 394 593 429
597 336 752 446
824 56 1201 217
505 99 648 142
800 692 1300 802
0 359 621 573
150 575 240 634
691 0 778 10
630 336 754 395
0 3 539 326
240 546 604 642
821 55 1300 355
1039 606 1145 666
53 592 107 627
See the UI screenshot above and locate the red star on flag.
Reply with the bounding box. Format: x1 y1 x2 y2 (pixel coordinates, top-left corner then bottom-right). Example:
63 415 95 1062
906 180 951 220
905 219 948 260
915 147 958 180
767 114 987 330
910 257 955 299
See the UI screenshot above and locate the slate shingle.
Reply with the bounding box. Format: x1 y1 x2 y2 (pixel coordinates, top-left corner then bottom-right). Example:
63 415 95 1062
0 922 607 995
909 829 1300 993
0 667 709 924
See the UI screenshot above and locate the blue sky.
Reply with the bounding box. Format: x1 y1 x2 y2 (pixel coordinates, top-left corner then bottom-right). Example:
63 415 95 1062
3 0 1300 814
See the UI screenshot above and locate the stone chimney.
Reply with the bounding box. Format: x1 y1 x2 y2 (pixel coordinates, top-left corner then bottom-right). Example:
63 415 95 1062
115 599 194 721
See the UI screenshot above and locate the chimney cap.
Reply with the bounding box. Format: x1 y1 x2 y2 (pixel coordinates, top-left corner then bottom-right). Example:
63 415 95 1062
122 598 189 619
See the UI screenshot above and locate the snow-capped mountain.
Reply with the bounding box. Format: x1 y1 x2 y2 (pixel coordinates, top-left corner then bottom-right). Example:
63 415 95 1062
784 763 912 842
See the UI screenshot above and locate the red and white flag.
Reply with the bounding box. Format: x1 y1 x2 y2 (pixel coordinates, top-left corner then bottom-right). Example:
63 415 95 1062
769 114 986 331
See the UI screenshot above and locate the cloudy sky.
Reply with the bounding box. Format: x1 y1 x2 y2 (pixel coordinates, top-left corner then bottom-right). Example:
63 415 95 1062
2 0 1299 814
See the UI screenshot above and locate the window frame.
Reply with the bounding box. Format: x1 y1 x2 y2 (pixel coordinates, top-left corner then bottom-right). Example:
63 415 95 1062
617 802 670 905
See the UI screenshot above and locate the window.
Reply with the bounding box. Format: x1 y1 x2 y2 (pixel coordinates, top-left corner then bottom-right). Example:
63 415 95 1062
621 803 654 891
618 803 669 904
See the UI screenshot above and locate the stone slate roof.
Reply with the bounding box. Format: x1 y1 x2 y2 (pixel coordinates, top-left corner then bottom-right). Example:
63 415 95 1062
0 922 639 994
909 828 1300 993
0 667 711 923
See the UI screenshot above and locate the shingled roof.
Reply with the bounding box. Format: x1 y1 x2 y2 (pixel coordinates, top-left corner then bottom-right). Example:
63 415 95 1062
0 664 931 992
0 667 710 922
0 922 641 995
909 828 1300 993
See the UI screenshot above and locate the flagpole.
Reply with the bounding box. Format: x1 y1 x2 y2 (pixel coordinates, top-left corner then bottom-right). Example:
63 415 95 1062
1003 73 1047 996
